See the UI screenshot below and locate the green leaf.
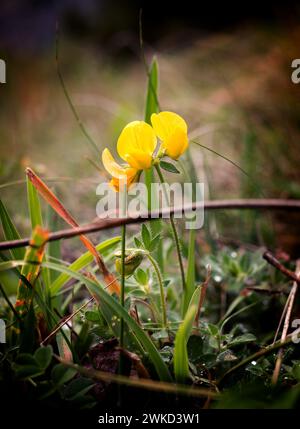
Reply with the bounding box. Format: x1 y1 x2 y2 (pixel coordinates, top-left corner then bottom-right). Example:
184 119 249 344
148 234 161 252
141 224 151 249
34 345 53 369
134 268 148 285
63 377 95 400
182 229 196 315
50 236 120 294
229 333 256 346
134 237 142 248
14 353 45 379
160 160 180 174
0 199 25 261
207 324 219 337
51 363 77 386
173 287 201 383
16 353 38 366
85 310 103 323
220 301 258 333
14 365 44 379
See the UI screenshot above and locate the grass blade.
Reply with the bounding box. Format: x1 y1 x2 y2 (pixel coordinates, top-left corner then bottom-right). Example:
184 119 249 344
27 175 43 230
26 168 120 295
144 58 159 124
183 229 196 314
51 236 120 295
27 175 51 290
144 58 158 210
47 207 61 282
174 286 201 383
0 199 25 261
181 150 199 315
143 59 164 271
15 226 49 317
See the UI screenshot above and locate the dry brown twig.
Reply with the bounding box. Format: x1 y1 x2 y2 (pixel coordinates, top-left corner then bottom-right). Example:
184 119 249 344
1 199 300 251
271 260 300 385
263 250 300 283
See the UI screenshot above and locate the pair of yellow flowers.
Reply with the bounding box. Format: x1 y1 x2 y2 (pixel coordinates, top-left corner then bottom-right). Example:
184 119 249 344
102 111 188 191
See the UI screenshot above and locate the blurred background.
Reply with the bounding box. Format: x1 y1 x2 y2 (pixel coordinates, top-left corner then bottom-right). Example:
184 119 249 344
1 0 300 255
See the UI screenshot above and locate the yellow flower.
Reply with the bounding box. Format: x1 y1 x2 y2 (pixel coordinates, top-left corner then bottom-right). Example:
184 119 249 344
151 111 188 160
102 148 139 192
117 121 157 170
102 121 156 192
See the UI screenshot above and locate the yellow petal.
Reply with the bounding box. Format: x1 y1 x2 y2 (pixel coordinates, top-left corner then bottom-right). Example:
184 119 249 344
151 111 187 142
117 121 157 169
124 150 153 170
109 169 139 192
102 148 127 179
162 128 189 159
151 111 188 160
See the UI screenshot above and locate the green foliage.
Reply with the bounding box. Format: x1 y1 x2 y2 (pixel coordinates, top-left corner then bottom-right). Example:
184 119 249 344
13 345 53 379
0 199 24 261
160 160 180 174
174 287 201 382
45 261 173 383
1 54 300 412
51 236 120 294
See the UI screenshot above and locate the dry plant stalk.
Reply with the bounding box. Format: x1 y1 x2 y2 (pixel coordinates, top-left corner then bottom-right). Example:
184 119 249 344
272 260 300 385
26 168 120 295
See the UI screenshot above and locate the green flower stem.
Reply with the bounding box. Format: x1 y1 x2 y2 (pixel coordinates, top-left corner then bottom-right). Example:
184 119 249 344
119 247 164 326
154 164 186 293
117 186 127 407
146 252 168 329
119 184 127 387
119 223 126 349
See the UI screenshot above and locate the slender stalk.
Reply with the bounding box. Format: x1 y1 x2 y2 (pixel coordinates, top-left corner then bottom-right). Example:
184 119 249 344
155 164 186 293
118 186 127 406
146 253 167 328
119 185 127 349
120 223 126 348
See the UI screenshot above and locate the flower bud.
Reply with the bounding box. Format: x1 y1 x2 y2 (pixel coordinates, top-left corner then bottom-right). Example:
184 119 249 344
115 250 144 277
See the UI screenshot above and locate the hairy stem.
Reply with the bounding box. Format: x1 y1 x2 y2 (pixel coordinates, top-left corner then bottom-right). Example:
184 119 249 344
146 253 167 329
155 164 186 294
